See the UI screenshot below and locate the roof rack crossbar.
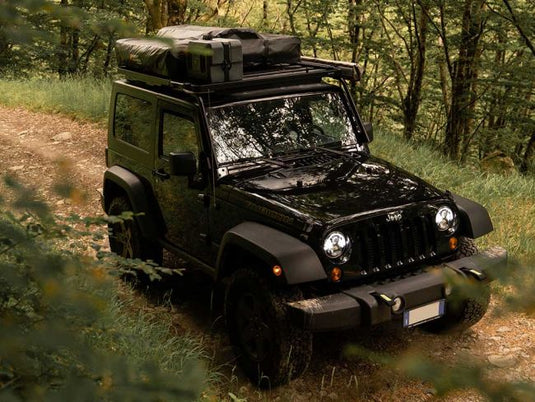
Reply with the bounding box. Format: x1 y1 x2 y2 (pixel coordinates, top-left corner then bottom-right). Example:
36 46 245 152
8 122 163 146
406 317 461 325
120 64 339 94
300 56 362 82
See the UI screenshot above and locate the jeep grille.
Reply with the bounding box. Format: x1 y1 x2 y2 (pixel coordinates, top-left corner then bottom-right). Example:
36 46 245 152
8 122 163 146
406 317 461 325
350 213 437 276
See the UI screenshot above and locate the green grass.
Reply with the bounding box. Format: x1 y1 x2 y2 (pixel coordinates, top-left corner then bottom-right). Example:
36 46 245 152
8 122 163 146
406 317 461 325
89 283 216 385
0 77 111 122
371 131 535 263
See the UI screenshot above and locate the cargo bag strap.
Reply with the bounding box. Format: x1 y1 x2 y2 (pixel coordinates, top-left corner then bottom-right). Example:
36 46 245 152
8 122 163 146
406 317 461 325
221 42 231 82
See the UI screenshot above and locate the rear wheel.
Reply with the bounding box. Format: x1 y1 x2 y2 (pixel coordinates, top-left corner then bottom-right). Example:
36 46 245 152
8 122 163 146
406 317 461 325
422 237 490 333
107 196 162 264
225 269 312 387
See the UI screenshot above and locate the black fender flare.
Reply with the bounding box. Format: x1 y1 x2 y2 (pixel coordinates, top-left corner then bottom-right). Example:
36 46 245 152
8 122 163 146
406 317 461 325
103 165 162 239
452 193 493 239
216 222 327 285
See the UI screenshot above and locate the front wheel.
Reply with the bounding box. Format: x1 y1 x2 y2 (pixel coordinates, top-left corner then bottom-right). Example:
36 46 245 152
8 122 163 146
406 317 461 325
421 237 490 333
224 269 312 387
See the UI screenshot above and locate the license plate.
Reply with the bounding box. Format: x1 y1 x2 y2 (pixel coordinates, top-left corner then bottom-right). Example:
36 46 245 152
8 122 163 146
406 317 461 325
403 299 445 328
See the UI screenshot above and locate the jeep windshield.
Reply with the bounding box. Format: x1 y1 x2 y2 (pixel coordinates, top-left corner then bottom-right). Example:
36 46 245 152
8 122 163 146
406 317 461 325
206 92 360 166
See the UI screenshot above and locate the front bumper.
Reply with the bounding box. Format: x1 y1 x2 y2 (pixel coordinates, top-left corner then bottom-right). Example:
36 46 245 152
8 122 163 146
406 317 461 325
287 247 507 331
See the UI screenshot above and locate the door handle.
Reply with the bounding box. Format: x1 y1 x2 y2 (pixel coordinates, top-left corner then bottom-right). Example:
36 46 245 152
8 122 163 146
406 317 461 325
152 168 170 180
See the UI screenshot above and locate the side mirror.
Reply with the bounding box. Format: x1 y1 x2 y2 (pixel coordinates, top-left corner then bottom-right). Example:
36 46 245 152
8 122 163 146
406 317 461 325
363 121 373 143
169 152 197 176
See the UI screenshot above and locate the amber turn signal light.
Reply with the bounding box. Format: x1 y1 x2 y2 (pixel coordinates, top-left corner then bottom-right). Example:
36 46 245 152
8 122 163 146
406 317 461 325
331 267 342 282
449 237 458 250
272 265 283 277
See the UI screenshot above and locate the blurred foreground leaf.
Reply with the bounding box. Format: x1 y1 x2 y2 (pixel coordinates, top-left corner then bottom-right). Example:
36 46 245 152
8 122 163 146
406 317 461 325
0 177 205 400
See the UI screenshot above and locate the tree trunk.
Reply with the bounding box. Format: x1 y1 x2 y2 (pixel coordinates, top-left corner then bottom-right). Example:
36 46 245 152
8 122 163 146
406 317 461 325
263 0 268 26
58 0 69 78
502 0 535 58
437 38 451 118
348 0 363 64
144 0 165 32
520 131 535 173
168 0 188 25
103 36 115 77
402 1 428 141
286 0 299 36
69 28 80 74
444 0 485 160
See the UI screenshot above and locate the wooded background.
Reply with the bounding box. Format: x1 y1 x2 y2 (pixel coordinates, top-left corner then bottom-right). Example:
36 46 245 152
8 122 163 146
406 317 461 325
1 0 533 173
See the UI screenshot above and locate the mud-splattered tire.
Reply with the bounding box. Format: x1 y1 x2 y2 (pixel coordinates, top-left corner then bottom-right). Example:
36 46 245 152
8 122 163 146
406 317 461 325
422 237 490 334
456 236 478 259
107 196 162 264
225 269 312 388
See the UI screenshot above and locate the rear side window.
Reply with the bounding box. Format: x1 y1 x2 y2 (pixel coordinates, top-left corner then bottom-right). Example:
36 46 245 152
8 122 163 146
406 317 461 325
114 93 153 151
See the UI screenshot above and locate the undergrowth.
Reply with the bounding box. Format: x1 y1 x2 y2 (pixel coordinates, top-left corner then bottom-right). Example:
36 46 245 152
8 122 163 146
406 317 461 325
0 177 210 400
0 77 111 122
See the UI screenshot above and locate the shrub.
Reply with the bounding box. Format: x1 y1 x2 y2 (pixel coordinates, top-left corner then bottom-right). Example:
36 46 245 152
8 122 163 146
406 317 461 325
0 177 206 400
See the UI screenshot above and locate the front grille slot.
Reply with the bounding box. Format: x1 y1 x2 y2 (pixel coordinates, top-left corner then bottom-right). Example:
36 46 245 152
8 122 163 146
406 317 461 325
352 213 437 275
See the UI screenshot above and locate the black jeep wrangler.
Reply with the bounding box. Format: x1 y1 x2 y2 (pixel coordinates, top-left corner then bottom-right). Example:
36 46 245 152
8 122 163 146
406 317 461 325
103 44 506 386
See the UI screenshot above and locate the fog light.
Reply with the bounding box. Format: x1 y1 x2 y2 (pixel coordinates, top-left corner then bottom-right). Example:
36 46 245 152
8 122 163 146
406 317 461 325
392 296 404 313
449 237 458 250
272 265 282 277
444 283 453 297
331 267 343 282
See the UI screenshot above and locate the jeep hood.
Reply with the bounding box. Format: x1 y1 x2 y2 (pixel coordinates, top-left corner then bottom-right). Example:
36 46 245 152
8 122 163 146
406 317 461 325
234 155 444 222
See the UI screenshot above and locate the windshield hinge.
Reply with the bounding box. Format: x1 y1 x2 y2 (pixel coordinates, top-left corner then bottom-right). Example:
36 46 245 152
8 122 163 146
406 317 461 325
217 167 229 179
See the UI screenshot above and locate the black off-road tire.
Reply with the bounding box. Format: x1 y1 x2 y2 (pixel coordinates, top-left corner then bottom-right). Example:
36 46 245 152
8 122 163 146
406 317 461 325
224 269 313 388
107 196 162 264
456 236 478 258
421 237 490 334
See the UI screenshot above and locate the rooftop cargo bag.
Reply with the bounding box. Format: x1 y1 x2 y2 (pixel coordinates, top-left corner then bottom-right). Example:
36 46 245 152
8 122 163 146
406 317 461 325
187 38 243 83
157 25 300 68
115 38 189 79
260 33 301 65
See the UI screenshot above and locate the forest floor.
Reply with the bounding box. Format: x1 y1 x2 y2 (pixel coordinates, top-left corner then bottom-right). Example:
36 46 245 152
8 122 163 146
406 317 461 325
0 105 533 401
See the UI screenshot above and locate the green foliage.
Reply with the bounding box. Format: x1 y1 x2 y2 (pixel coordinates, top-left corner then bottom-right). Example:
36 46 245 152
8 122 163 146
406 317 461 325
371 130 535 261
2 0 534 172
0 177 207 400
0 77 111 122
0 0 141 77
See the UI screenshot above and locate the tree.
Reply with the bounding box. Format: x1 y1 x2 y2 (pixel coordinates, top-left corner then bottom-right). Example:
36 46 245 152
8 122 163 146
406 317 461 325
444 0 486 160
373 0 429 141
143 0 230 33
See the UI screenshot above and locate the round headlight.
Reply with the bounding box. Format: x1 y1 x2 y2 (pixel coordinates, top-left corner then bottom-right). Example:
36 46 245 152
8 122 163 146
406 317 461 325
323 231 351 260
435 206 457 233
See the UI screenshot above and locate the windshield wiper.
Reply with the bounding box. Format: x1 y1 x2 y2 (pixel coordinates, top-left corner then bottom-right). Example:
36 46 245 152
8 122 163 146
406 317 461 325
222 155 289 170
315 144 354 158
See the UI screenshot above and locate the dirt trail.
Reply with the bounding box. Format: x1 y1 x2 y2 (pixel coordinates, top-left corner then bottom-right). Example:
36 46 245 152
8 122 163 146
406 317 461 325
0 105 533 401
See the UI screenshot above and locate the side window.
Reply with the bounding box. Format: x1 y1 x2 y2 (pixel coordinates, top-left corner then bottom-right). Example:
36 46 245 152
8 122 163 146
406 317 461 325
114 93 153 151
161 112 198 157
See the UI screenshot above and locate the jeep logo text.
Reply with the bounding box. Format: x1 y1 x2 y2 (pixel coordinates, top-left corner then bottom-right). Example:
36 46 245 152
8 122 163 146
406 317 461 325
386 211 403 222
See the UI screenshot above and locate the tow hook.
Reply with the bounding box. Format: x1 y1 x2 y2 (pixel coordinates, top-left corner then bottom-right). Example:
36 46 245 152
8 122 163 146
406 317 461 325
371 292 405 313
371 291 395 306
460 267 487 281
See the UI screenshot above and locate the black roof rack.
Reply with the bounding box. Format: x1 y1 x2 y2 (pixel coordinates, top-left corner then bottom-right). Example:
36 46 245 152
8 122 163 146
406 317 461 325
300 57 362 82
119 57 361 94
